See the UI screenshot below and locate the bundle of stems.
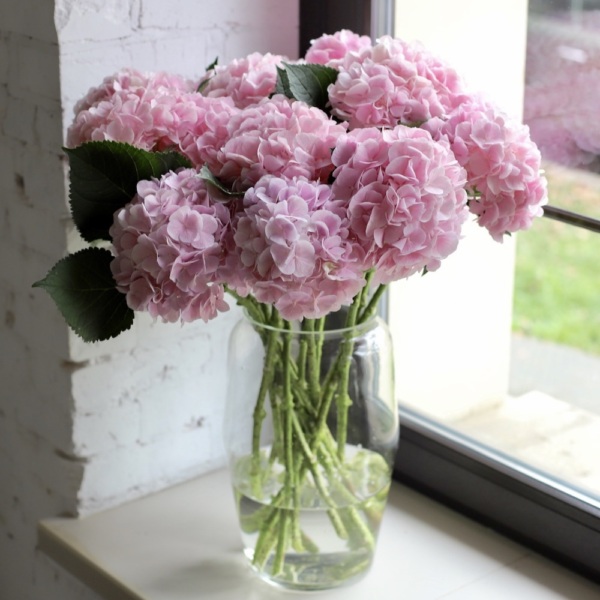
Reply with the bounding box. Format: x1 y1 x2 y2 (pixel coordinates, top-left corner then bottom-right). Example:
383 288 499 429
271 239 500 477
229 277 390 576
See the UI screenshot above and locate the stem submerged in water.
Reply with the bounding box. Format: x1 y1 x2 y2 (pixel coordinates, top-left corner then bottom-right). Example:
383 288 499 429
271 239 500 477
227 287 393 586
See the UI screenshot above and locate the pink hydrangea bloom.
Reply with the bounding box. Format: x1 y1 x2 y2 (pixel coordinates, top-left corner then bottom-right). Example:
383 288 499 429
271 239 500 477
170 94 239 168
109 168 231 322
67 69 195 149
213 95 347 192
232 175 365 320
305 29 372 67
64 31 548 327
424 97 548 240
200 52 287 108
328 35 466 129
332 126 469 284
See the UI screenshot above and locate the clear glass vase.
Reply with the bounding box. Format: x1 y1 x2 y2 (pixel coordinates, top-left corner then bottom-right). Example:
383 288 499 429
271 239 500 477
224 310 399 591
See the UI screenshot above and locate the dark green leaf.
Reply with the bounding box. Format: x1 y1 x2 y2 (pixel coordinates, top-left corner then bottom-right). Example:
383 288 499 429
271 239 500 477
197 77 212 93
205 57 218 71
65 141 192 242
199 165 245 199
274 66 292 97
33 248 134 342
197 77 211 93
198 57 219 92
281 63 338 110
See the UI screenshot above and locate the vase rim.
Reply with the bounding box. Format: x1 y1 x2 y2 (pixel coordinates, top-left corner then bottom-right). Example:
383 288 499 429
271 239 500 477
242 309 380 335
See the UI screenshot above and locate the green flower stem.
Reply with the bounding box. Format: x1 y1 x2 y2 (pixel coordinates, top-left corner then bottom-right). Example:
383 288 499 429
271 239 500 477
290 407 376 553
360 270 375 311
224 287 265 324
272 511 291 576
314 316 326 371
268 322 296 575
250 325 281 494
335 294 363 459
303 319 321 400
358 283 388 324
252 508 282 569
243 295 386 579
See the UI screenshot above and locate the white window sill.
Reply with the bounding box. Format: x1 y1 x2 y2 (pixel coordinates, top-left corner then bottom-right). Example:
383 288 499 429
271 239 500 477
38 468 599 600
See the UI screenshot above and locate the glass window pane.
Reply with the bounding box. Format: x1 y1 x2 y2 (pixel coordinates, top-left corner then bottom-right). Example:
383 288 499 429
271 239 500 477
396 0 600 507
463 214 600 500
525 0 600 218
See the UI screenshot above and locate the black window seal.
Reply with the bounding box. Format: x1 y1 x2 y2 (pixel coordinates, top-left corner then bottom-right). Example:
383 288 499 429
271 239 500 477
394 407 600 584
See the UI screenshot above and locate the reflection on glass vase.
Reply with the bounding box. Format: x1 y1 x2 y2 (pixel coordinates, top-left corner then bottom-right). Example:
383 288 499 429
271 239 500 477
224 310 399 591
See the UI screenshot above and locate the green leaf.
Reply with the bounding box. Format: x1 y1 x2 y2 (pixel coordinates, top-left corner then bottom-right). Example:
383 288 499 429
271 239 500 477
197 77 211 93
199 165 245 199
65 141 192 243
198 57 219 92
33 248 134 342
205 56 218 71
274 66 292 97
279 63 338 110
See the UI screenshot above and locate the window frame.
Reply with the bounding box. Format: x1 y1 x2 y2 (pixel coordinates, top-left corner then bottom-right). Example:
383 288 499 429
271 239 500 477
395 406 600 583
299 0 600 584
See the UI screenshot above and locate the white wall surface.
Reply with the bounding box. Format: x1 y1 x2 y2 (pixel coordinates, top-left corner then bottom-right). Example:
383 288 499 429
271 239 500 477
0 1 298 598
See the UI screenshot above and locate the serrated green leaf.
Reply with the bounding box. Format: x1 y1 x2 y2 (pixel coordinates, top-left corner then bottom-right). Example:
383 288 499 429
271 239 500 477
274 65 292 97
281 63 338 111
199 165 245 199
65 141 192 243
33 248 134 342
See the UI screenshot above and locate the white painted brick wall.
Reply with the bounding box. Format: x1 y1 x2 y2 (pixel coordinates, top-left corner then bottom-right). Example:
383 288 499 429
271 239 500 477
0 1 298 598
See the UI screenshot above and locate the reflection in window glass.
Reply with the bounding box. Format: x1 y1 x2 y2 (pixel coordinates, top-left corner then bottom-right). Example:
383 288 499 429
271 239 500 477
525 0 600 218
470 215 600 499
446 0 600 502
460 0 600 500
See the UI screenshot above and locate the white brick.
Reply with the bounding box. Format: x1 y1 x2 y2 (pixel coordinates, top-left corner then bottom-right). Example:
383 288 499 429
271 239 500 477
73 399 141 457
0 277 71 360
0 84 7 127
139 0 299 60
0 137 22 185
18 149 67 212
9 35 61 103
67 301 240 363
34 101 64 151
55 0 137 43
77 428 224 514
0 35 8 84
3 95 36 143
0 202 67 262
0 0 57 44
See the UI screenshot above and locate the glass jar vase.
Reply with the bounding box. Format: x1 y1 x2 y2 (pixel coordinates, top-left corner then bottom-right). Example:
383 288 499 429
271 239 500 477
224 310 399 591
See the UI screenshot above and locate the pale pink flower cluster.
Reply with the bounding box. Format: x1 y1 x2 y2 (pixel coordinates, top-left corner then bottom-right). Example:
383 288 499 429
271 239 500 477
332 126 469 284
201 52 287 108
212 95 348 191
67 30 548 324
67 69 196 149
232 175 365 319
424 98 547 241
109 169 230 322
325 36 466 129
305 29 372 67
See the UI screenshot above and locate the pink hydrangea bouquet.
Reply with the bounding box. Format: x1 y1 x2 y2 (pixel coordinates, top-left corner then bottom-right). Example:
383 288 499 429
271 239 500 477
34 30 547 589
